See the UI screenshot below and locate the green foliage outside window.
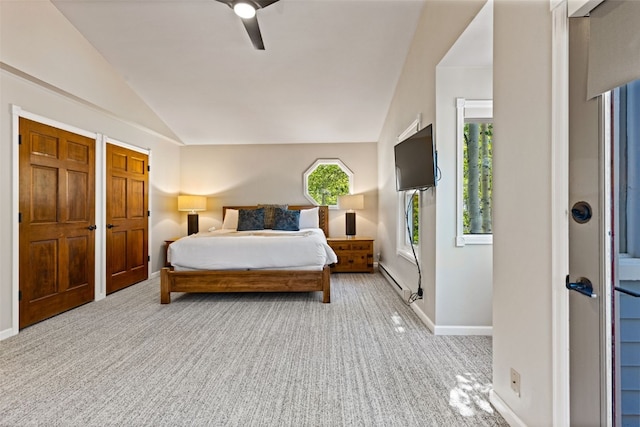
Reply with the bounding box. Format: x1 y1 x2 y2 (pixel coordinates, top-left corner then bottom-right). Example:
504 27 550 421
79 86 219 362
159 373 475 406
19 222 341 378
410 193 419 244
463 122 493 234
307 164 350 206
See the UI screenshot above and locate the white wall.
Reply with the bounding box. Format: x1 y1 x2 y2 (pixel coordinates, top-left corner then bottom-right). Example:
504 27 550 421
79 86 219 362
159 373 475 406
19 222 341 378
0 1 182 337
378 0 557 424
0 1 179 141
179 143 378 240
492 1 554 425
1 2 561 424
435 66 493 330
377 1 486 325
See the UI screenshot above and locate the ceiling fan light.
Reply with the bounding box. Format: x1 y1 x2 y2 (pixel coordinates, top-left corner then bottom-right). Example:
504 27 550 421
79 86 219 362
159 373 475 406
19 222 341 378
233 2 256 19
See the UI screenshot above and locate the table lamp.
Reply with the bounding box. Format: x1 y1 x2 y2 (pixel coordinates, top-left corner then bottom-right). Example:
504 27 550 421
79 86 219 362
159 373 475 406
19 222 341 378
338 194 364 237
178 195 207 235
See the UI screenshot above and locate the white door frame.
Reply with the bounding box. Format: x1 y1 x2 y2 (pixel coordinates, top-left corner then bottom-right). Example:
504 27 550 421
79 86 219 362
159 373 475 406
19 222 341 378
101 138 152 300
550 2 570 425
9 106 152 337
10 105 99 338
551 1 612 425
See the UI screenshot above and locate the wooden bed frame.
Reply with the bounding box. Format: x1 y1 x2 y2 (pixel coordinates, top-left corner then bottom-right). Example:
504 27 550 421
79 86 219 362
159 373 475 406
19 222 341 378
160 205 331 304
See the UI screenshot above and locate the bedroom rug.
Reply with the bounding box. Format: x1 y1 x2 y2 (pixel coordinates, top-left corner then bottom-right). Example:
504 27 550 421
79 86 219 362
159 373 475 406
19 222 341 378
0 273 507 426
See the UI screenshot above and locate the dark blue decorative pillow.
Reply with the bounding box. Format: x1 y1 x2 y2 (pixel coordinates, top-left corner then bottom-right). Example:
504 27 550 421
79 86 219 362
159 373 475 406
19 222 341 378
237 208 265 231
272 208 300 231
258 204 288 228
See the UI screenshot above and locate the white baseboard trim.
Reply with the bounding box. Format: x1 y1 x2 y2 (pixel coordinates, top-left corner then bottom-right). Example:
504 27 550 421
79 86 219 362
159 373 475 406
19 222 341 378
433 325 493 336
0 327 18 341
409 301 435 334
150 270 160 279
378 263 436 333
490 390 527 427
379 262 491 336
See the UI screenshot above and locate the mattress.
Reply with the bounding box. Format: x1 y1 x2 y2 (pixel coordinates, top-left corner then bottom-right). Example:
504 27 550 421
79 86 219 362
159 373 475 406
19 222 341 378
168 228 338 271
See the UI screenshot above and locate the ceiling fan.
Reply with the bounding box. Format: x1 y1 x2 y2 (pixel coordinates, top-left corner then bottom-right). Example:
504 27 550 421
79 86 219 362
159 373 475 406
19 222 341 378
215 0 280 50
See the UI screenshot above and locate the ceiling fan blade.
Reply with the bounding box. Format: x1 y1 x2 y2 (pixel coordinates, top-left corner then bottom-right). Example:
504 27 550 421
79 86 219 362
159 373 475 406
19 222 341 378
241 16 265 50
255 0 279 7
214 0 279 11
214 0 278 49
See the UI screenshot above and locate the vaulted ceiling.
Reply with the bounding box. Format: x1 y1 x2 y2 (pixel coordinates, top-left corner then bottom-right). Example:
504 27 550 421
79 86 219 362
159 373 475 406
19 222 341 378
52 0 426 145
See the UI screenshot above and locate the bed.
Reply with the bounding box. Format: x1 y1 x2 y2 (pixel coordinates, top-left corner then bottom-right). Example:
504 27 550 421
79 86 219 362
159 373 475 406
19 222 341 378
160 205 335 303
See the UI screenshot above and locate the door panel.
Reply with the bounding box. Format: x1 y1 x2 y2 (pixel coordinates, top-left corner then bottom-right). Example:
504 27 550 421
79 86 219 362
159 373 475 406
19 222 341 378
19 117 96 329
68 236 90 288
106 143 149 294
568 17 609 426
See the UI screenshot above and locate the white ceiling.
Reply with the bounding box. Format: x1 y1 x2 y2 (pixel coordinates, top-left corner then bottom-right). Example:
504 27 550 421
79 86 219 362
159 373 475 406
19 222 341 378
52 0 427 145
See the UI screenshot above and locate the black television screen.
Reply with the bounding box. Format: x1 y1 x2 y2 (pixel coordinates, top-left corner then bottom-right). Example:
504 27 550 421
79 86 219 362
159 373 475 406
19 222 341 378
394 124 436 191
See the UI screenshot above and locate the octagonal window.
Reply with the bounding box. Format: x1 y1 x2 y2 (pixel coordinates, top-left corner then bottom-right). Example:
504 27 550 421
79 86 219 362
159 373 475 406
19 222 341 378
303 159 353 207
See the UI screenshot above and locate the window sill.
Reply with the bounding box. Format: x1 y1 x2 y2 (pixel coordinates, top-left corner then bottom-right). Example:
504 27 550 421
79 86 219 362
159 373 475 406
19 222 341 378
456 234 493 247
397 248 419 265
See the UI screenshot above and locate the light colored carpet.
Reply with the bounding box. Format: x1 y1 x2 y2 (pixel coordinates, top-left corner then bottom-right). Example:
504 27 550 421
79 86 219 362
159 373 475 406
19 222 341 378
0 272 507 426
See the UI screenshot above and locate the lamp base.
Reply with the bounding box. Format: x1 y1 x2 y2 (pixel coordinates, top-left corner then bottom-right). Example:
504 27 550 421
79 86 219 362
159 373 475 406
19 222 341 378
187 213 199 235
345 212 356 237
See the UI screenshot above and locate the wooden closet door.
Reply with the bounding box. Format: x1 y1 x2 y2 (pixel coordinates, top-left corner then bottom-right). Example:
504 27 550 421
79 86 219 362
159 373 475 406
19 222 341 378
106 143 149 294
19 118 96 329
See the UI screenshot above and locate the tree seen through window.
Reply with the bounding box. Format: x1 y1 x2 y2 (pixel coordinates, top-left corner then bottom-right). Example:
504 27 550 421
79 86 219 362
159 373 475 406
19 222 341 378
463 121 493 234
303 159 353 207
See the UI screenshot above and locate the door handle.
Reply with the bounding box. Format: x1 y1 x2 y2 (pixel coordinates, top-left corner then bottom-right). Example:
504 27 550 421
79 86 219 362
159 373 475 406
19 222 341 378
106 224 117 229
566 275 597 298
87 225 97 231
614 286 640 298
571 201 592 224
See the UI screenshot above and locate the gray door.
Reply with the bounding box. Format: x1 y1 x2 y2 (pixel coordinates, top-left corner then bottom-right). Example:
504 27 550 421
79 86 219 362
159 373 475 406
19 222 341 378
568 17 610 427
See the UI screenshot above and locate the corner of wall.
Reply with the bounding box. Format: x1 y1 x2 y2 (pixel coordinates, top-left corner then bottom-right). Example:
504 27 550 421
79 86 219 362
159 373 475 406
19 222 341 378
0 327 17 341
489 390 528 427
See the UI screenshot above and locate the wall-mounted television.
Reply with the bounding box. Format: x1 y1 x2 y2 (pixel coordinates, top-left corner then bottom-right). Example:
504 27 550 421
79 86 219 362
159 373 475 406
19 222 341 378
394 123 436 191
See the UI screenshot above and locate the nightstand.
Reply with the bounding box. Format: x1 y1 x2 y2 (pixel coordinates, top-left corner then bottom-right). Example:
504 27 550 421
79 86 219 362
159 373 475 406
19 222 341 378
164 237 182 267
327 237 374 273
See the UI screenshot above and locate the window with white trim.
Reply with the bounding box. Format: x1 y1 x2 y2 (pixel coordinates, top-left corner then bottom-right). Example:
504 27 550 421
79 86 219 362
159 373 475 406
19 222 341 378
396 116 422 260
398 190 421 262
404 191 420 245
303 159 353 207
456 99 493 246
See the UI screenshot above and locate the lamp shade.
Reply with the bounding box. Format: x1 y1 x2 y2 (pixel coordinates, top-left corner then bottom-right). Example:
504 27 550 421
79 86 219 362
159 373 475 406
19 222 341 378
337 194 364 211
177 195 207 212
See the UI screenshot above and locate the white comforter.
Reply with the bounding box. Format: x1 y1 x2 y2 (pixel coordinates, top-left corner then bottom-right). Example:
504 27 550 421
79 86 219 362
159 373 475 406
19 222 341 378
168 228 338 271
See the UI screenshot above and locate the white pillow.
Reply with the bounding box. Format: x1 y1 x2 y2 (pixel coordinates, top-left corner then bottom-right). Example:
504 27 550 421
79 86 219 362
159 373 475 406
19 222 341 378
222 209 239 230
299 207 319 229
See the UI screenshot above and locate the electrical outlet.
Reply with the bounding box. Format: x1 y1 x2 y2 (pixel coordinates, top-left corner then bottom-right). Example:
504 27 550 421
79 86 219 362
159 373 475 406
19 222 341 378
510 368 521 397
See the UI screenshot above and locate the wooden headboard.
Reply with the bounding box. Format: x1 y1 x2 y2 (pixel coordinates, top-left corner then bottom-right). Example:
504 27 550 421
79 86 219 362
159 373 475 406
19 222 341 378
223 205 329 237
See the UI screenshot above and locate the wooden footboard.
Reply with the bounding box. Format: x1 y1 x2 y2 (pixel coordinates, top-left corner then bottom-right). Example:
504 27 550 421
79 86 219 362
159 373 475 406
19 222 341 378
160 265 330 304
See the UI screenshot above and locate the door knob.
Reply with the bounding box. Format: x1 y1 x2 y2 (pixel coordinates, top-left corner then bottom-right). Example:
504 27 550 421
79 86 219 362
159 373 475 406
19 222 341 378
87 225 97 231
106 224 117 229
571 201 592 224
